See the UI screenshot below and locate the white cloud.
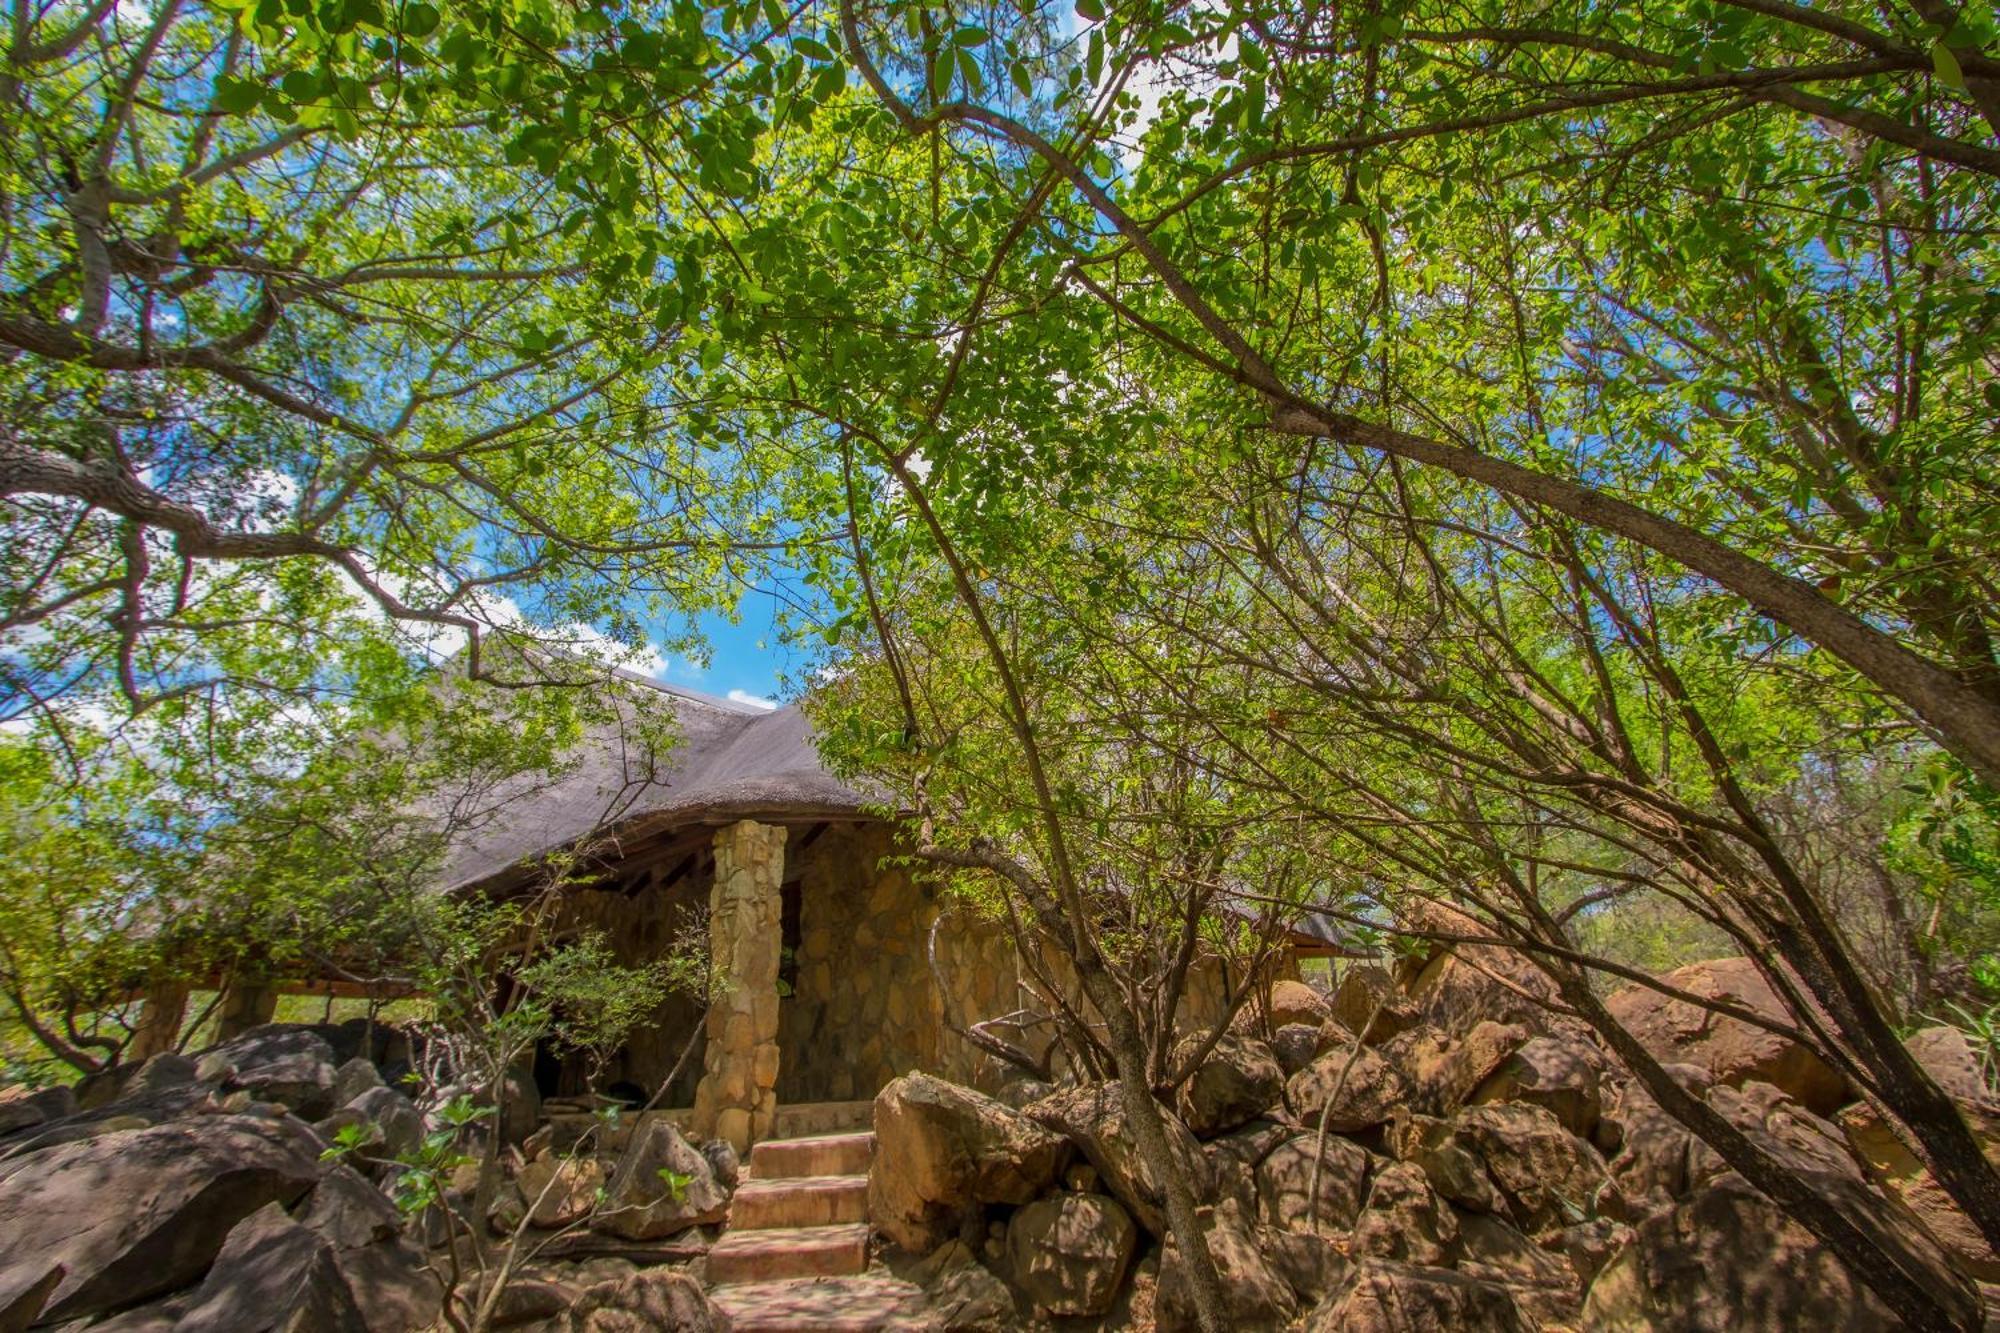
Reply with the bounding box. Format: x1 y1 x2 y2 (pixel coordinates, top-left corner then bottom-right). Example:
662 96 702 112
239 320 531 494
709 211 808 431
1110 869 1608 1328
727 689 778 711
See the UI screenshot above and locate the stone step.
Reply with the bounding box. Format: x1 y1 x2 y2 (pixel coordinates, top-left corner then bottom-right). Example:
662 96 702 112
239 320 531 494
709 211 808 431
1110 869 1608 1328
772 1100 875 1138
710 1276 926 1332
707 1224 872 1285
731 1174 870 1230
749 1131 875 1180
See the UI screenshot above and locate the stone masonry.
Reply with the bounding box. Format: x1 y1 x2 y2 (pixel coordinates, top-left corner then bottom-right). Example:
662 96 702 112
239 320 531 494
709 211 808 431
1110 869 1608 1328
692 819 788 1153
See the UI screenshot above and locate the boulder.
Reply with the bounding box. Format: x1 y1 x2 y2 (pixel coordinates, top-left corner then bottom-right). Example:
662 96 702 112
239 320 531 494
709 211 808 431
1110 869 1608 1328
1262 1226 1351 1307
1580 1172 1974 1332
1455 1211 1581 1326
924 1255 1022 1331
1307 1259 1532 1333
1270 1023 1327 1075
1904 1025 1993 1105
1025 1083 1201 1238
1690 1081 1862 1192
873 1074 1067 1254
1450 1103 1612 1235
1604 958 1851 1115
1386 1111 1507 1214
156 1203 364 1331
592 1118 728 1240
1410 1019 1530 1112
1395 902 1580 1042
1155 1198 1296 1332
1330 964 1421 1045
0 1084 74 1138
1205 1118 1290 1217
299 1165 402 1248
1254 1127 1373 1235
564 1269 721 1332
518 1155 608 1229
1472 1036 1608 1138
0 1114 322 1323
1264 979 1333 1029
1352 1160 1457 1265
1003 1192 1138 1316
1175 1034 1284 1137
1840 1092 2000 1280
1286 1043 1408 1132
344 1085 425 1159
331 1058 383 1107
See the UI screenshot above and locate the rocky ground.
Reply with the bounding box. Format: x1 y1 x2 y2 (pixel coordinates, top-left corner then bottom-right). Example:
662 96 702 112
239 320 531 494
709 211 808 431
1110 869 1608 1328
2 941 1997 1330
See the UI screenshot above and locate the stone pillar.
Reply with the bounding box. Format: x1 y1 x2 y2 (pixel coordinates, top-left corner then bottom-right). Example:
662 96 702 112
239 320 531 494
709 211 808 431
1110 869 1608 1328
215 978 279 1041
692 819 787 1153
128 981 190 1061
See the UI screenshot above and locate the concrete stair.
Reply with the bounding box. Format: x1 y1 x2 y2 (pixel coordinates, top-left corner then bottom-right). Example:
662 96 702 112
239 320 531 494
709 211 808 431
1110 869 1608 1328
707 1126 920 1329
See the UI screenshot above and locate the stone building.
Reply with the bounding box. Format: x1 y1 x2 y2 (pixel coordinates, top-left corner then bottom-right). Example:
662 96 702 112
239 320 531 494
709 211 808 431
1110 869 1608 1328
186 678 1336 1154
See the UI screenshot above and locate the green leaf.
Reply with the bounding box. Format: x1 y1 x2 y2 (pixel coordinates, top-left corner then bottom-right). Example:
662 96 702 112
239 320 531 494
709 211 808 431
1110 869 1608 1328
1934 41 1967 89
1075 0 1104 19
793 36 834 62
401 1 438 37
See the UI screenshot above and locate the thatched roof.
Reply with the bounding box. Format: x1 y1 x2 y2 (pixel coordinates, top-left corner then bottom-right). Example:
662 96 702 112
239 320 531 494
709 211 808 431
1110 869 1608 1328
436 675 873 895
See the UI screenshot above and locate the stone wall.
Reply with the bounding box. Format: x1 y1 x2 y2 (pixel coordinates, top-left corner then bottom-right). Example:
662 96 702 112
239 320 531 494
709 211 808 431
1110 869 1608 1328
547 868 711 1106
778 823 942 1102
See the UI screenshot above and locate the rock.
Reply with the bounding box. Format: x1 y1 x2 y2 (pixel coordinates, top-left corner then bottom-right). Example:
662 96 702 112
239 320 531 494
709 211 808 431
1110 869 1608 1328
481 1275 577 1327
1455 1211 1580 1325
1395 902 1579 1042
0 1264 63 1332
1450 1103 1612 1235
1691 1081 1862 1191
1156 1198 1296 1332
1580 1172 1974 1332
236 1053 338 1120
1262 1226 1351 1306
1254 1127 1372 1235
206 1023 337 1073
929 1266 1020 1330
331 1058 383 1107
1286 1043 1408 1132
0 1114 322 1323
1330 965 1421 1045
592 1118 727 1240
1205 1118 1288 1216
1264 979 1333 1029
165 1203 365 1331
1414 1019 1530 1112
1596 1076 1700 1211
1004 1192 1138 1316
1386 1111 1507 1214
131 1052 198 1093
1564 1217 1633 1288
1839 1094 2000 1280
1353 1160 1457 1265
1307 1259 1532 1333
299 1165 401 1248
1472 1036 1607 1138
699 1137 740 1191
518 1155 607 1229
0 1084 74 1138
1604 958 1851 1115
1270 1023 1326 1074
345 1085 424 1159
1026 1083 1203 1238
499 1065 541 1148
564 1269 721 1332
1176 1034 1284 1137
1905 1025 1994 1105
872 1073 1067 1254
